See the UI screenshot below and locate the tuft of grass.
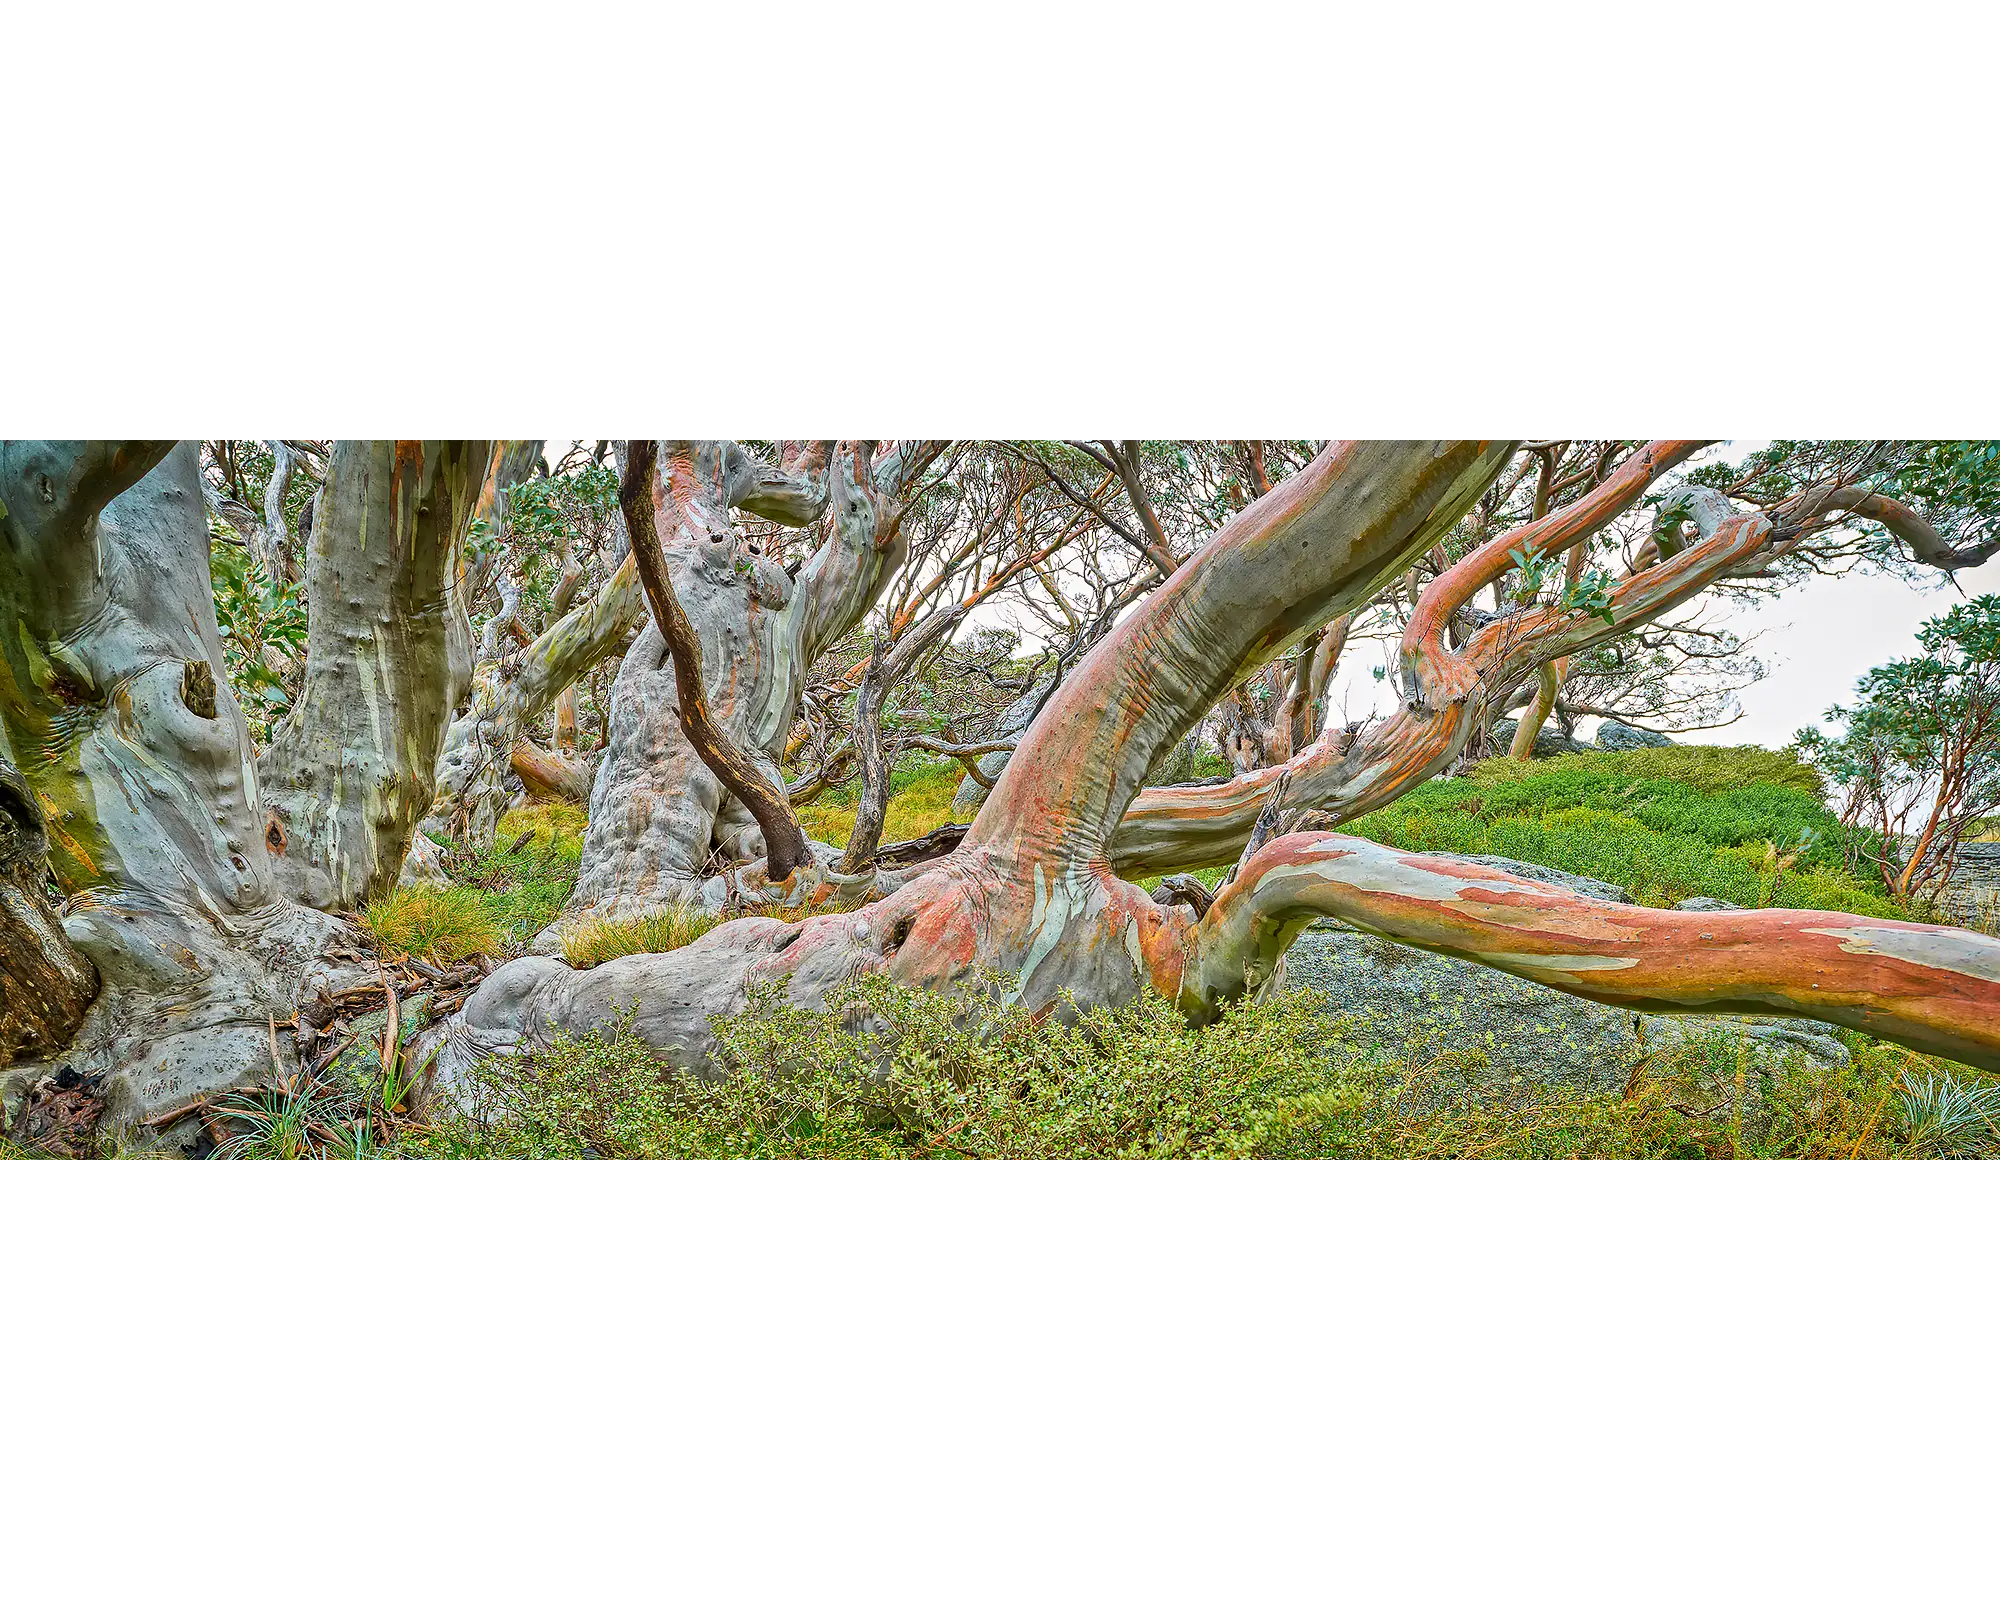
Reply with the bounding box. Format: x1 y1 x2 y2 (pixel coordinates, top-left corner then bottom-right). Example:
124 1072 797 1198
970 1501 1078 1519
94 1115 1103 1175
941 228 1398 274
560 903 721 968
363 885 503 965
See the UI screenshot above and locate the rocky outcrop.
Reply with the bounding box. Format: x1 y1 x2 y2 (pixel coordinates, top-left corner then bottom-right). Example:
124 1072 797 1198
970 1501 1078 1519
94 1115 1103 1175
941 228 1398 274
1937 841 2000 929
1281 861 1848 1100
1596 720 1676 751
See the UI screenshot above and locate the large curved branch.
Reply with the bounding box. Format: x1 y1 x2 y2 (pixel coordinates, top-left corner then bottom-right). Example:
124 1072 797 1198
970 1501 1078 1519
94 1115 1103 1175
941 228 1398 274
1403 440 1706 707
0 441 176 611
969 440 1519 868
624 441 813 882
1184 832 2000 1071
1111 495 1781 875
1788 483 2000 573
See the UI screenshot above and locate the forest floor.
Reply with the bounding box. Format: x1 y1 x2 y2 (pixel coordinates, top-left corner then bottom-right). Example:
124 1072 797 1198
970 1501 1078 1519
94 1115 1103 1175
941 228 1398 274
12 747 1996 1159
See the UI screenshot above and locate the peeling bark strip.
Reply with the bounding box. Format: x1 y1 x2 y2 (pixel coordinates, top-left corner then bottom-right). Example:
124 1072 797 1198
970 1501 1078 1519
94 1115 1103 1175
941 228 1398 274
259 440 495 908
623 440 813 881
1188 834 2000 1070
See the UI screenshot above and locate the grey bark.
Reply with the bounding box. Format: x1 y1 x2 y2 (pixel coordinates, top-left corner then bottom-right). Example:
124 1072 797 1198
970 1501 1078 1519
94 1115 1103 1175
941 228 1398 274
259 439 495 908
554 441 923 933
0 443 357 1139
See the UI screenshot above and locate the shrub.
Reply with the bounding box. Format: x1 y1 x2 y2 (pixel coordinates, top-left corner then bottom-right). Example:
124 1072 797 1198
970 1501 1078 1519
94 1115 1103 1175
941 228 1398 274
409 973 2000 1161
363 885 502 965
419 979 1358 1160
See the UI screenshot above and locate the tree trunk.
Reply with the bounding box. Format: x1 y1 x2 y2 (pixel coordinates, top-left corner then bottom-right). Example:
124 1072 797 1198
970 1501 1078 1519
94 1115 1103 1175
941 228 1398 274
259 439 495 908
0 761 97 1069
622 439 814 883
1508 660 1565 758
421 440 2000 1107
0 442 358 1139
554 441 929 933
433 550 647 851
512 740 592 804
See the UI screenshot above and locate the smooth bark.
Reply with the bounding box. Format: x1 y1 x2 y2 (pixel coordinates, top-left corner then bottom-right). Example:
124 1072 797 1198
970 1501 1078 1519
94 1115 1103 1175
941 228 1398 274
0 442 354 1136
259 439 494 908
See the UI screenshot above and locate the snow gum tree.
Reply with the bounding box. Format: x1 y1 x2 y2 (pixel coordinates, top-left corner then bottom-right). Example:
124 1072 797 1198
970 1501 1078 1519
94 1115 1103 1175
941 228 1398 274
425 440 2000 1093
8 437 2000 1148
0 442 361 1135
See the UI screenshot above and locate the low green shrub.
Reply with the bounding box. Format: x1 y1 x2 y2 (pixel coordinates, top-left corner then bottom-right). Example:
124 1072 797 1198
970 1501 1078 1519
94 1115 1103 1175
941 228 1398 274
406 974 1997 1161
417 979 1356 1160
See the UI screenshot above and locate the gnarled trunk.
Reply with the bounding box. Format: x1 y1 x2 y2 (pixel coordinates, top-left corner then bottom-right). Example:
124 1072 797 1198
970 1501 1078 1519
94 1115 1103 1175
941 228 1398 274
259 439 494 908
0 761 97 1068
423 439 2000 1106
0 442 357 1140
555 441 926 931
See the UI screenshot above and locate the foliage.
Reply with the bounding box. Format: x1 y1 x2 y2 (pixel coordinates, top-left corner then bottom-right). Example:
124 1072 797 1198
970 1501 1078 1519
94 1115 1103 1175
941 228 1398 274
419 980 1350 1159
407 973 1994 1162
207 538 307 742
210 1070 382 1160
1895 1069 2000 1158
1232 1028 1975 1160
1342 746 1910 916
1795 594 2000 902
560 904 721 968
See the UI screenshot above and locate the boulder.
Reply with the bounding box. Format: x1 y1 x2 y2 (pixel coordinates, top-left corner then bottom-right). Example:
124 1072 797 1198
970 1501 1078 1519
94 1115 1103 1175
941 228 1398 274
1936 841 2000 929
1490 717 1587 757
1280 861 1848 1101
1596 720 1675 751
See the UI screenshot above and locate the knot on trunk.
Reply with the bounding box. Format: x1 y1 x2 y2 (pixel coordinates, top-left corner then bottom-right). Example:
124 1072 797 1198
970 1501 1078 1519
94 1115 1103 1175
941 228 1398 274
180 658 217 719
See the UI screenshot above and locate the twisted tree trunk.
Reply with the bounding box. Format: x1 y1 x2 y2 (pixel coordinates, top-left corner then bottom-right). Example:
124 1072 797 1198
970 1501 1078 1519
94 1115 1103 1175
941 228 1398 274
0 442 358 1139
553 441 931 932
421 439 2000 1103
259 439 494 908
